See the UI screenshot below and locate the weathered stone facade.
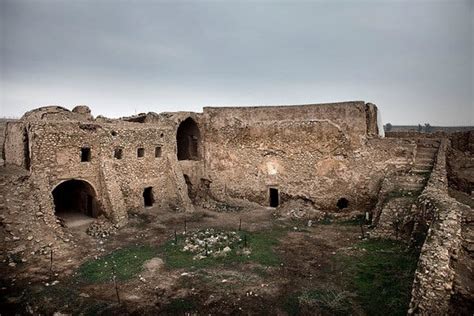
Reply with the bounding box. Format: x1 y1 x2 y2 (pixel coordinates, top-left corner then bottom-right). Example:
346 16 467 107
407 139 469 315
201 102 412 211
1 102 472 313
3 101 412 226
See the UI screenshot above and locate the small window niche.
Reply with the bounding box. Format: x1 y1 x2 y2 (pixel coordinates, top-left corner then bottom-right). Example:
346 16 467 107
155 146 162 158
137 147 145 158
114 148 123 159
81 147 91 162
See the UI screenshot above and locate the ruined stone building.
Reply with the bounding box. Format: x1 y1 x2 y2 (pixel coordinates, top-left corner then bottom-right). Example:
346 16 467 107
1 101 472 314
2 101 402 224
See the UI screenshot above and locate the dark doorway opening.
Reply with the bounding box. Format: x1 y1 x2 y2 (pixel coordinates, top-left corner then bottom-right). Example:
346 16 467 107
143 187 154 207
269 188 279 207
52 179 98 217
337 198 349 210
176 118 201 160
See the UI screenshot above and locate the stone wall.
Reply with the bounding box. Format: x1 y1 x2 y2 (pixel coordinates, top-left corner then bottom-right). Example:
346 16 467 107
4 121 29 168
447 130 474 194
386 131 450 139
22 118 192 224
0 119 18 166
2 102 415 226
408 139 465 315
202 103 414 211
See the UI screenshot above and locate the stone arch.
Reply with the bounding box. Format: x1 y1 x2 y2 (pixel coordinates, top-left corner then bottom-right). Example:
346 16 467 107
52 179 100 218
176 117 201 160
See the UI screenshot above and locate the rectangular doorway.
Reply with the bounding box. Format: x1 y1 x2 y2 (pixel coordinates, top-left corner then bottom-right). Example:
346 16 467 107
143 187 154 207
269 188 279 207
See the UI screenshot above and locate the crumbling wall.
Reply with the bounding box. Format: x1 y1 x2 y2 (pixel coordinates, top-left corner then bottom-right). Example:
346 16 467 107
27 119 190 224
408 139 465 315
447 130 474 194
202 102 415 211
204 101 372 147
21 105 92 122
0 119 18 166
4 122 29 168
365 102 379 137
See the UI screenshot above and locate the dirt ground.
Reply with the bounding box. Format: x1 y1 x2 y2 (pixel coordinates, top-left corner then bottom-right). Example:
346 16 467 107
0 204 408 315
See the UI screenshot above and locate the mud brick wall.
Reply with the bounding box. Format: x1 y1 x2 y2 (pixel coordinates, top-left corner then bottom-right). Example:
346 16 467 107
25 119 187 224
409 139 464 315
3 121 30 168
202 102 414 211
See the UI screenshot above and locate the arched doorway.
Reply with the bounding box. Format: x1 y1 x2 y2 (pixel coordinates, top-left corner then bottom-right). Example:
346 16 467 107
52 179 100 218
176 117 201 160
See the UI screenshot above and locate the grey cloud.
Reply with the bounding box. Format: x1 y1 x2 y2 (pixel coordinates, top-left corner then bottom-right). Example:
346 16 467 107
1 0 472 125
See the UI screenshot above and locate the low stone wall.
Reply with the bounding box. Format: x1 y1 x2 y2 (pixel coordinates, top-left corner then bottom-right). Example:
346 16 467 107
408 139 463 315
386 131 449 139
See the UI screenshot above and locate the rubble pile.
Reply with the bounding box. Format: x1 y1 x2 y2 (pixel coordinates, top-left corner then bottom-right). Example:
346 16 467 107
86 218 117 238
198 200 244 213
181 228 243 260
279 199 325 221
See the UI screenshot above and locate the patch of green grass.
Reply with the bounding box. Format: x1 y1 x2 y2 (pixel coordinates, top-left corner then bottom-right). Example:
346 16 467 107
336 214 367 226
160 229 285 269
83 302 111 316
339 239 418 316
298 288 354 315
78 245 156 283
282 287 354 316
161 297 197 314
282 292 301 316
252 265 270 277
316 213 334 225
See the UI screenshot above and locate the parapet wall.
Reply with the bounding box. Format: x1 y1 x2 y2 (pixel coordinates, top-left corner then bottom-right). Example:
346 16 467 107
409 139 463 315
204 101 377 147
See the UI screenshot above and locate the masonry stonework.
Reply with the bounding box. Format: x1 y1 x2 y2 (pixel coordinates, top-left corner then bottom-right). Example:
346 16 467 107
1 102 472 313
3 102 408 225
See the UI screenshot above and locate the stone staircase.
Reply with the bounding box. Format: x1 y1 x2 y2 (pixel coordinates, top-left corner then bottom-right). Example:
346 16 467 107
412 139 439 174
373 139 440 239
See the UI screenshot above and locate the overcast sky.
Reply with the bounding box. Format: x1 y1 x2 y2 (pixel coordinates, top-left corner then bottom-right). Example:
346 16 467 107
1 0 472 125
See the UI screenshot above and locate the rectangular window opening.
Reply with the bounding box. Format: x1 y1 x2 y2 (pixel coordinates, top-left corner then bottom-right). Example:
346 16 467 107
114 148 123 159
137 147 145 158
81 147 91 162
155 146 162 158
